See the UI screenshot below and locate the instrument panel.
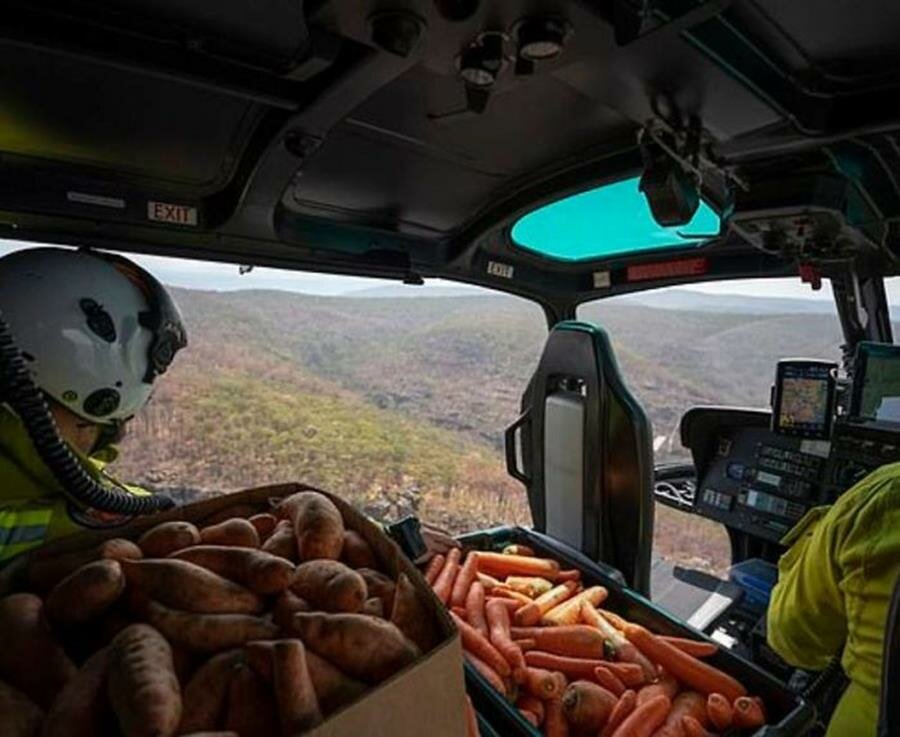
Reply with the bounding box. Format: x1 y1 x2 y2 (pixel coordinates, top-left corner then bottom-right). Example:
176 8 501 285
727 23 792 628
693 425 829 542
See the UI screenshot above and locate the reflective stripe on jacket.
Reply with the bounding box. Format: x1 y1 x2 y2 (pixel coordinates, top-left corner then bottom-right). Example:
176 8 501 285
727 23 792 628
0 404 146 561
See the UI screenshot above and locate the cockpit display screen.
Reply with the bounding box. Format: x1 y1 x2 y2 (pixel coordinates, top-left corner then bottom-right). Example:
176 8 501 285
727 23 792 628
852 342 900 425
773 360 837 439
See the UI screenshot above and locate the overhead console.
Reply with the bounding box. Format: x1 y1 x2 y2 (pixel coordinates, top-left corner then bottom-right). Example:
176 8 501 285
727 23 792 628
683 343 900 546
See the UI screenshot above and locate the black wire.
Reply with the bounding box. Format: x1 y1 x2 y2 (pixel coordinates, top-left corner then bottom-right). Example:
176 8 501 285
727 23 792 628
0 312 174 516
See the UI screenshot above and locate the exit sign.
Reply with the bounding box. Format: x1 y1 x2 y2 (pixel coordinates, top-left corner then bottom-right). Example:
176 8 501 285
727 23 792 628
147 201 198 226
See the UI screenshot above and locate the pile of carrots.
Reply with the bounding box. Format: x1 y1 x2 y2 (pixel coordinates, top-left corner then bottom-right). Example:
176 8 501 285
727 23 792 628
425 544 769 737
0 491 444 737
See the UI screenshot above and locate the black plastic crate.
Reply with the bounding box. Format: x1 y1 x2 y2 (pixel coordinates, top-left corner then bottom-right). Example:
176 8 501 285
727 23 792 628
459 526 816 737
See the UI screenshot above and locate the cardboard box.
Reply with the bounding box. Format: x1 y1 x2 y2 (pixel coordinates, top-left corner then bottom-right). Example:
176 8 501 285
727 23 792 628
5 483 466 737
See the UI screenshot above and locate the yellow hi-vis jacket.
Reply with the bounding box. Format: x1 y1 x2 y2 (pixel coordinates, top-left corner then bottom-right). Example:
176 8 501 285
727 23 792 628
0 404 147 561
768 462 900 737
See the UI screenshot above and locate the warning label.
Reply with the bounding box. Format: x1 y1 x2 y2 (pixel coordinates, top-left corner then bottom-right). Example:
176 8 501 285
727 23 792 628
147 201 198 226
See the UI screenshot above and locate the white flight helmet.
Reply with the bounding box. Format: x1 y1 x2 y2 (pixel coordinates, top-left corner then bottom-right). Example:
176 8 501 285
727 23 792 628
0 247 186 424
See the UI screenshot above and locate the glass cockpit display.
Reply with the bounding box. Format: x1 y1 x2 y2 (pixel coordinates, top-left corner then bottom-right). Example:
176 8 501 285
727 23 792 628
851 342 900 425
772 360 837 440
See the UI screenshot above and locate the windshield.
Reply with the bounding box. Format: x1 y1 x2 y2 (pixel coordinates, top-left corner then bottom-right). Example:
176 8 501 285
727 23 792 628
579 278 844 463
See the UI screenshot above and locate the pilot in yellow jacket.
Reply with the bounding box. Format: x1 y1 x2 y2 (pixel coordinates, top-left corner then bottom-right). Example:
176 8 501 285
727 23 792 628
0 247 186 561
768 462 900 737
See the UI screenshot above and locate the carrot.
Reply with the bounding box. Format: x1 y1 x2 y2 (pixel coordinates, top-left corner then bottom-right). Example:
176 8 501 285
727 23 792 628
602 662 647 688
451 553 480 609
523 667 565 699
488 597 523 615
562 680 617 731
609 693 671 737
524 651 607 681
423 555 445 586
555 569 582 582
600 689 637 737
636 672 679 706
502 544 536 557
465 582 489 638
475 552 560 579
510 625 606 658
661 636 718 658
733 696 766 729
516 694 546 724
594 666 626 696
477 572 503 590
654 691 709 737
599 610 630 631
543 587 608 626
432 548 462 605
682 716 717 737
451 611 511 678
544 698 569 737
514 581 578 626
514 638 537 652
504 576 554 598
706 692 733 730
465 695 481 737
486 598 527 678
491 586 533 605
465 652 507 696
518 709 539 727
624 624 747 702
581 605 656 680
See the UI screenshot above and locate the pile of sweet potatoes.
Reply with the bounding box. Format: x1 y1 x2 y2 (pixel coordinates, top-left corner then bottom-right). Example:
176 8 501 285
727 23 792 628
425 544 770 737
0 491 440 737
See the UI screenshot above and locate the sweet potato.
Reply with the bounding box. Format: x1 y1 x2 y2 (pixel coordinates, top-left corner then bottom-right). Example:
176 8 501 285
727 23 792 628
0 680 43 737
199 518 260 549
224 665 279 737
260 520 298 561
24 538 142 593
273 591 311 630
289 612 420 683
202 505 258 526
242 641 366 714
180 733 238 737
562 680 618 731
278 491 345 561
391 572 438 652
143 600 279 653
248 513 278 542
341 530 377 569
178 650 243 734
108 624 182 737
169 546 294 595
0 593 76 707
291 560 367 613
363 597 384 617
357 568 396 612
121 559 263 614
137 521 201 558
45 559 125 624
273 640 322 734
41 648 109 737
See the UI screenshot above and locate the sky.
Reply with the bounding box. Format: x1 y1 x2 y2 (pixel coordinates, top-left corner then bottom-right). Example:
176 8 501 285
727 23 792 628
0 237 882 303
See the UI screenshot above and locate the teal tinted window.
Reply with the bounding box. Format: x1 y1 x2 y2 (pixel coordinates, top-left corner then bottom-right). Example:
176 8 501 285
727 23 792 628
510 176 720 262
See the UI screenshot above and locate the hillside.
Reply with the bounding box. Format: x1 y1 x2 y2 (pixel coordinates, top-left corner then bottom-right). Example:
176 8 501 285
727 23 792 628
114 288 845 571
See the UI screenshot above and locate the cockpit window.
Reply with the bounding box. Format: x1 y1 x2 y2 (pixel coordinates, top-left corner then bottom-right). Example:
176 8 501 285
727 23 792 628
510 176 721 262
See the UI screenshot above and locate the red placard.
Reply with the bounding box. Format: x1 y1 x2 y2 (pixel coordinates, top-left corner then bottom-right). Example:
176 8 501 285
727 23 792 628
626 257 709 282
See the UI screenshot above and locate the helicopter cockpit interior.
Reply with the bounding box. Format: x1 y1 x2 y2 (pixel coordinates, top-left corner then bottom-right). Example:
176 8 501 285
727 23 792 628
2 0 900 733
